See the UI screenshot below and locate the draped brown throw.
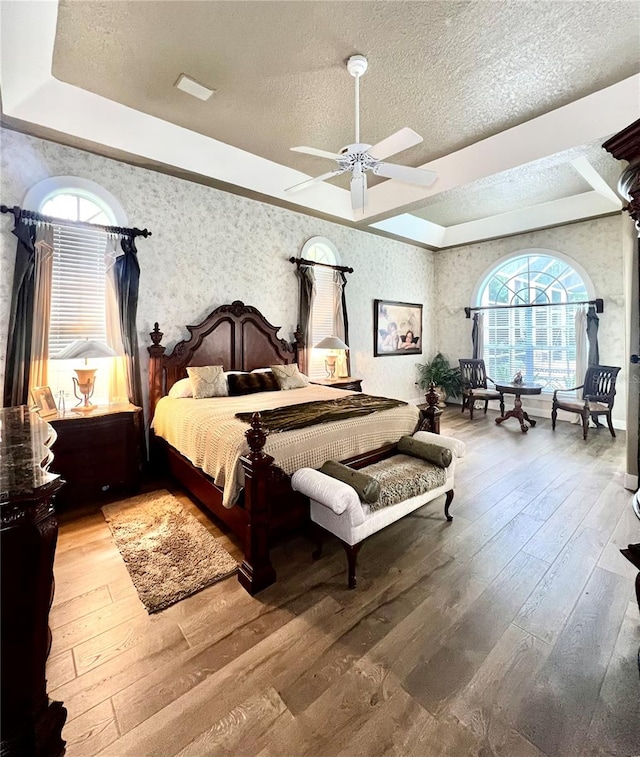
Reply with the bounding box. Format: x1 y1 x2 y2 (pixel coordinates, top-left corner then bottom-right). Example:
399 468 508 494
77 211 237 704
3 220 37 407
115 236 143 407
236 393 406 433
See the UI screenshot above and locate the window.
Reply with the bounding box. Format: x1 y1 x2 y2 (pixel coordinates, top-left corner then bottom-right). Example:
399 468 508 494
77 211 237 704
41 193 112 356
476 253 590 392
302 238 341 380
26 178 126 405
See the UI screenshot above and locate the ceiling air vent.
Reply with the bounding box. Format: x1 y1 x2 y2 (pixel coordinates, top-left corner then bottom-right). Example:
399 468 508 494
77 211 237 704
174 74 215 101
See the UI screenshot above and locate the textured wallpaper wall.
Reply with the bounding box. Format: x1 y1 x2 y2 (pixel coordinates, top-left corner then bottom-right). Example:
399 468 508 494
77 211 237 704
433 215 627 424
0 128 434 411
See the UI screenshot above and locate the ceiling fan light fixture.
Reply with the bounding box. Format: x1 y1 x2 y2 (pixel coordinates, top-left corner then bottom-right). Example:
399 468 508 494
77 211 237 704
175 74 215 101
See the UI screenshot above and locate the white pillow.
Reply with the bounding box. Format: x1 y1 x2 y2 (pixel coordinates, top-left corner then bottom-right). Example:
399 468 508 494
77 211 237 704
168 378 193 398
270 364 309 390
187 365 228 399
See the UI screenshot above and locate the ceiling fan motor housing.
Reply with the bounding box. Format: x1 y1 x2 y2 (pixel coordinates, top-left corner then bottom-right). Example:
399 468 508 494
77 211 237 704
338 144 379 172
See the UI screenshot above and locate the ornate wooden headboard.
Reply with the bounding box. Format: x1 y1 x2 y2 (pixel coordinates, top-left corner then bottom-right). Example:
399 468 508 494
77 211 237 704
148 301 303 418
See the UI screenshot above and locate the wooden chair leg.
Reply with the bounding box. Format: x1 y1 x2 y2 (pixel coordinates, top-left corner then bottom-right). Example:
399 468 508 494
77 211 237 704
484 400 488 414
461 395 466 414
581 412 589 441
469 397 474 420
606 413 616 438
499 394 505 417
551 405 557 430
444 490 454 522
311 524 324 561
341 542 362 589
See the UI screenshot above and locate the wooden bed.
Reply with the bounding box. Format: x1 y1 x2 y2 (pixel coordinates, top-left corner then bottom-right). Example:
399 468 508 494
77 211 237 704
148 300 440 595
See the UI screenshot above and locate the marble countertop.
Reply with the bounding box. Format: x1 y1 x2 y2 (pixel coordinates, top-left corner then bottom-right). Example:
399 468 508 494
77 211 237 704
0 406 61 504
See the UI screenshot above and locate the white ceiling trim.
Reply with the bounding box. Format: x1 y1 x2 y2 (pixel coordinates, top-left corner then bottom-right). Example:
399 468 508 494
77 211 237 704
0 0 354 220
361 75 639 221
0 0 636 244
372 176 621 248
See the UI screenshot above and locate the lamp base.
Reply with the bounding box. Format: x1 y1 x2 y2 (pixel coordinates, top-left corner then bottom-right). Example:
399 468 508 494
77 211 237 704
325 356 337 379
72 403 97 414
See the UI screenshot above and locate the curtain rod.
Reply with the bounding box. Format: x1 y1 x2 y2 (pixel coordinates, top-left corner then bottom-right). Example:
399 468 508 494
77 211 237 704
289 256 353 274
0 204 152 239
464 298 604 319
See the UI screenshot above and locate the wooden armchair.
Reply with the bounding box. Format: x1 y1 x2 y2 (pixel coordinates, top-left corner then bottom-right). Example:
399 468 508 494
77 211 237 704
459 359 504 420
551 365 621 440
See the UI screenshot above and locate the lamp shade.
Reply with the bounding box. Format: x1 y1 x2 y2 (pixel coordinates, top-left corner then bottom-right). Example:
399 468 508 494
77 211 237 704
314 336 349 351
54 339 117 360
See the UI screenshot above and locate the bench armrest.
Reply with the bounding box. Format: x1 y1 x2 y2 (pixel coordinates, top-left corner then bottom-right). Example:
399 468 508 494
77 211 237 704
412 430 466 459
291 468 365 527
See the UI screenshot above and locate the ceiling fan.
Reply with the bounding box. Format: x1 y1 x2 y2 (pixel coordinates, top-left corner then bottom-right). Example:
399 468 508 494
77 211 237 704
285 54 438 211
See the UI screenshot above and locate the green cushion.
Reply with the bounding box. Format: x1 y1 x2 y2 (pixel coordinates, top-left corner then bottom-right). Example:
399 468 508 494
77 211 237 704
398 436 453 468
319 460 380 503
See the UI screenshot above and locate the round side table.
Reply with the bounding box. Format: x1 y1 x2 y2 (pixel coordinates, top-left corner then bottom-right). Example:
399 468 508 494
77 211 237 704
494 383 542 433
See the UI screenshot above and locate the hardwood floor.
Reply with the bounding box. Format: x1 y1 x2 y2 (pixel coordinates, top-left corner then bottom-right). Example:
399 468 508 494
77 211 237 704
48 409 640 756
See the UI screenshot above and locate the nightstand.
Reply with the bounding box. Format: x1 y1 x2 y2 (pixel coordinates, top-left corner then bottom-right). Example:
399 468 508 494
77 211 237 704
49 403 143 506
310 377 363 392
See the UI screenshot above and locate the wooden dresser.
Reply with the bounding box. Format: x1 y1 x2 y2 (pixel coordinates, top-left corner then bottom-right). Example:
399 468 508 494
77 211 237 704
0 407 66 756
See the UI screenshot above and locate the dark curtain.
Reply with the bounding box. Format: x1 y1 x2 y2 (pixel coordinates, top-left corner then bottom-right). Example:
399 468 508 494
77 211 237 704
586 305 600 366
338 271 350 346
296 265 316 374
115 236 143 407
471 312 480 359
3 220 37 407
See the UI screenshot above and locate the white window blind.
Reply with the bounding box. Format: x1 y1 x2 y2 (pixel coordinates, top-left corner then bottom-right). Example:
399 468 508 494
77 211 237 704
309 266 336 379
48 224 108 357
479 254 588 392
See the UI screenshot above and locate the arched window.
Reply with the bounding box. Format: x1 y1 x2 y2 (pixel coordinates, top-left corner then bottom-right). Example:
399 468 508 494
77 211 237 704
301 238 343 379
476 252 591 391
25 177 127 405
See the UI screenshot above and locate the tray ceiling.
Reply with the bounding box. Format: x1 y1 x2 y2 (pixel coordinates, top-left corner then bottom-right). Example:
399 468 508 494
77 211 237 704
1 0 638 247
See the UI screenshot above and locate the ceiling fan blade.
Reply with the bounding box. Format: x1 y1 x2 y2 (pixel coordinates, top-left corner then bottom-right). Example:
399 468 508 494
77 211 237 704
285 169 344 193
290 146 344 161
367 127 423 161
373 162 438 187
350 171 367 211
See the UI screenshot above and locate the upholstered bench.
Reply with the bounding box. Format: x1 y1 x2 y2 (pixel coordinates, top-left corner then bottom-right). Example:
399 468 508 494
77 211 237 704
291 431 466 588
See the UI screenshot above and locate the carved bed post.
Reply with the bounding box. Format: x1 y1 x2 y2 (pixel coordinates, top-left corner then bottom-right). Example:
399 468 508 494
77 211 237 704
148 323 166 421
294 325 305 373
419 382 442 434
238 413 277 594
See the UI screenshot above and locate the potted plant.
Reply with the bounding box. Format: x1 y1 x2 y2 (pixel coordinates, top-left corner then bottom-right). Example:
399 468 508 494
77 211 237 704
416 353 462 408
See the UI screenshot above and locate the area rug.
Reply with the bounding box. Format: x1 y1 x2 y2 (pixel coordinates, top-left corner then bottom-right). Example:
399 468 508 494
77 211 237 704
102 490 238 613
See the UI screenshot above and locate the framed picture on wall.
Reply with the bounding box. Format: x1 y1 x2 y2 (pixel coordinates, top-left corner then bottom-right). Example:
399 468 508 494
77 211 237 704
374 300 423 356
31 386 58 417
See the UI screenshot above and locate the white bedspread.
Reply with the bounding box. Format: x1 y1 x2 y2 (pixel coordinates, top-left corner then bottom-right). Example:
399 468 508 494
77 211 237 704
152 385 420 507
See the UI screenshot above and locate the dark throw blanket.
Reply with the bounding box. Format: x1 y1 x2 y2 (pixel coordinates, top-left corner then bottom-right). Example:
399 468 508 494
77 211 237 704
235 393 407 433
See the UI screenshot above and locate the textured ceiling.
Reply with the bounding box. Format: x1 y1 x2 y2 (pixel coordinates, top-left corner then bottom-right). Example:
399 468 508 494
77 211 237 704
53 0 640 192
410 141 619 226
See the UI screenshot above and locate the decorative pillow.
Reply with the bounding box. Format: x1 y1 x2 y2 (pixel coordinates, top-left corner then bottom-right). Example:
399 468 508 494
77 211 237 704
186 365 228 399
398 435 453 468
168 378 193 398
319 460 380 503
270 364 309 390
227 371 280 396
412 431 466 459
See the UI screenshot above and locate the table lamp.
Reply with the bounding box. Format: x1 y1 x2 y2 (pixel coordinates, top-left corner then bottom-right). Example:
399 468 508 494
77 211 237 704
54 339 117 412
314 336 349 379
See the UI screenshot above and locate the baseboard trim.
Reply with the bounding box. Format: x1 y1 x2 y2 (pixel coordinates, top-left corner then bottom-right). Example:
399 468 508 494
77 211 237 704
624 473 638 492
